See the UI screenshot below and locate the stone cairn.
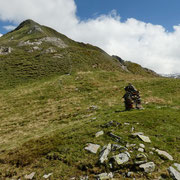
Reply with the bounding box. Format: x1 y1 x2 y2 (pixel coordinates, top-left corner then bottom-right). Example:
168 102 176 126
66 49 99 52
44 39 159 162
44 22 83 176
123 83 143 111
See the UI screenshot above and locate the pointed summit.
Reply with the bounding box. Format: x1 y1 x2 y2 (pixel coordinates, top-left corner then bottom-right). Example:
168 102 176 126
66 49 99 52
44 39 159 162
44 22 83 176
14 19 40 31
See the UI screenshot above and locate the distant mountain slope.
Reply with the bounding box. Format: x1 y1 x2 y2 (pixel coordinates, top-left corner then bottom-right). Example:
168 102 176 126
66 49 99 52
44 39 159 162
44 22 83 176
0 19 158 89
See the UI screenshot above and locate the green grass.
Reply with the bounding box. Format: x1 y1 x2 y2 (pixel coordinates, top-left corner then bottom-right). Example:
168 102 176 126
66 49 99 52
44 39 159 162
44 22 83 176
0 19 179 179
0 71 179 179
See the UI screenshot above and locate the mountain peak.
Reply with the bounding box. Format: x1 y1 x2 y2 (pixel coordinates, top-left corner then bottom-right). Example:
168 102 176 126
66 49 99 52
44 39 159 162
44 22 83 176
14 19 40 31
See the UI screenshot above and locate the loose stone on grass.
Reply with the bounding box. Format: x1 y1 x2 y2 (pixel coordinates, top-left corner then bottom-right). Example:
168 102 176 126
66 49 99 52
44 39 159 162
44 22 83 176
25 172 36 179
99 144 111 163
131 132 144 137
174 163 180 172
96 172 113 180
139 144 145 148
135 153 147 165
111 144 127 151
85 143 100 154
43 173 53 179
112 152 130 165
155 149 173 161
108 132 122 142
139 162 155 173
168 166 180 180
138 148 144 152
95 131 104 138
138 135 151 143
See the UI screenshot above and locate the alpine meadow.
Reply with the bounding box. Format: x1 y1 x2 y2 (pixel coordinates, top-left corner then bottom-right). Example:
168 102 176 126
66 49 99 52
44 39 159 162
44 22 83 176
0 20 179 180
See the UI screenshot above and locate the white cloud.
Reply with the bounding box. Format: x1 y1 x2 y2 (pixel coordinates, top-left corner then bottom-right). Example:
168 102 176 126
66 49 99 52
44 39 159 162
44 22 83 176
0 33 2 37
0 0 180 74
3 25 16 31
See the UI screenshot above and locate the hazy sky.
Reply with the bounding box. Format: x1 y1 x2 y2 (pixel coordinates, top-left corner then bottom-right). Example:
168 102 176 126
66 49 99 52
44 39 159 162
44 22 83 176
0 0 180 74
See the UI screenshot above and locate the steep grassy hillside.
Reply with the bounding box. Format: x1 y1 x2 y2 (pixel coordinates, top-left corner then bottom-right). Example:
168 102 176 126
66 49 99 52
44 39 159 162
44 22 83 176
0 71 179 179
0 20 157 90
0 20 178 179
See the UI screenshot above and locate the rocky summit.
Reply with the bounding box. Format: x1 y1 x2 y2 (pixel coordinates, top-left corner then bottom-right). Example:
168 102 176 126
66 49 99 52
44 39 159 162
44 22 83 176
0 20 179 179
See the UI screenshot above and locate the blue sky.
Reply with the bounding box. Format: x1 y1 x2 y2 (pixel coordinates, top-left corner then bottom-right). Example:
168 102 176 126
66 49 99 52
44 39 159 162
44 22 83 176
75 0 180 32
0 0 180 74
1 0 180 34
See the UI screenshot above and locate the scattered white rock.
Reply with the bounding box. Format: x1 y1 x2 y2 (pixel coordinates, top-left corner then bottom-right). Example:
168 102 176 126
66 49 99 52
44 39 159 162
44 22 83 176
174 163 180 172
131 127 135 132
40 37 67 48
80 176 89 180
99 144 111 163
139 144 145 148
85 143 100 154
132 132 144 137
135 153 147 165
149 151 154 155
168 166 180 180
111 144 127 151
127 172 133 177
126 143 136 148
95 131 104 138
113 152 130 165
25 172 36 179
155 149 173 161
0 46 12 55
43 173 53 179
96 172 113 180
138 148 144 152
138 135 151 143
124 123 130 125
139 162 156 173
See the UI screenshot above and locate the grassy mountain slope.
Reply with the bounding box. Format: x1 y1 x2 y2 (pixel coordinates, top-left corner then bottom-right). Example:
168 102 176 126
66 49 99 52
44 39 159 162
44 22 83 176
0 20 157 90
0 71 179 179
0 20 179 179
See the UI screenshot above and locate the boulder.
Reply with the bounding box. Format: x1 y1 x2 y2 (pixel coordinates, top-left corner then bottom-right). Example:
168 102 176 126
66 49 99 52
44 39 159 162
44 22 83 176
155 149 173 161
99 144 111 163
135 153 147 165
138 135 151 143
112 152 130 165
96 172 113 180
85 143 100 154
174 163 180 172
139 162 155 173
95 131 104 138
168 166 180 180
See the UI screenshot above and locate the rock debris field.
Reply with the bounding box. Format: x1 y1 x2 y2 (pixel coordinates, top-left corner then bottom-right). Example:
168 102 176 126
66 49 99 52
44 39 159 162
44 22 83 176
20 120 180 180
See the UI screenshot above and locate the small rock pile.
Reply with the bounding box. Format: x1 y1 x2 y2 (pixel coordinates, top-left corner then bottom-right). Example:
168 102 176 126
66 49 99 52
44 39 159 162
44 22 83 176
83 120 178 180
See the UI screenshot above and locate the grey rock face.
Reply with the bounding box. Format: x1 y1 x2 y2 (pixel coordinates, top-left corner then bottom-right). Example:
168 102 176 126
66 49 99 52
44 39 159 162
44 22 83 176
0 46 12 55
40 37 67 48
99 144 111 163
85 143 100 154
155 149 173 161
168 166 180 180
44 47 57 53
139 162 155 173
